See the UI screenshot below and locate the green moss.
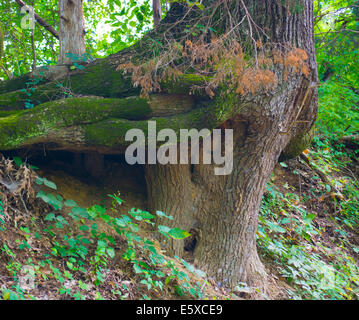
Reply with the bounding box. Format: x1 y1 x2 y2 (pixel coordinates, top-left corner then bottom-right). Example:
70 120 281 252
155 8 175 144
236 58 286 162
0 77 246 151
161 74 209 95
84 101 224 148
0 90 27 110
39 96 152 124
0 74 32 95
68 60 140 98
0 82 65 110
70 65 209 98
0 111 42 149
0 66 211 111
0 97 152 150
0 110 22 117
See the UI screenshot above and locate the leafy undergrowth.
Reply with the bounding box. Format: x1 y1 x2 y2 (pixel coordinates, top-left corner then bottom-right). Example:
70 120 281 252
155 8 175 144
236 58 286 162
0 158 231 301
258 135 359 299
1 137 359 300
258 44 359 299
1 141 359 300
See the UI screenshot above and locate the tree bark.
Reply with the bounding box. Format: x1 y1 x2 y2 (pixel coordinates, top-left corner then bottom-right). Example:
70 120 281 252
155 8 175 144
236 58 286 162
0 94 204 152
144 0 318 293
58 0 86 65
146 162 194 256
146 76 316 292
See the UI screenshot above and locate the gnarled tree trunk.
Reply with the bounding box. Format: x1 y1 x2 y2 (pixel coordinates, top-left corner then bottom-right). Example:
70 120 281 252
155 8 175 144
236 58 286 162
144 0 318 292
0 0 318 295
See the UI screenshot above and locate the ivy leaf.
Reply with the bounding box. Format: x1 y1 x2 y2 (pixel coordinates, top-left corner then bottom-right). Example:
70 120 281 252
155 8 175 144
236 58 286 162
156 211 174 220
13 157 24 167
43 178 57 190
79 225 89 231
265 220 286 233
35 177 44 185
158 225 171 233
64 199 77 207
129 209 154 221
195 269 206 278
168 228 191 239
106 247 115 259
303 213 316 223
72 207 90 219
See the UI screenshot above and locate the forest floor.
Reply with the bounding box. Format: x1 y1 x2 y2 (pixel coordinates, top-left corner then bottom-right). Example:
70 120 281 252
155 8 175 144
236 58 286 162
257 138 359 299
0 134 358 300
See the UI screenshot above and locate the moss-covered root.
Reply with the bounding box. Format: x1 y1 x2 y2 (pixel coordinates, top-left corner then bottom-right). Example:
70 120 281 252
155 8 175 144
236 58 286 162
0 94 227 152
0 96 152 150
0 65 208 110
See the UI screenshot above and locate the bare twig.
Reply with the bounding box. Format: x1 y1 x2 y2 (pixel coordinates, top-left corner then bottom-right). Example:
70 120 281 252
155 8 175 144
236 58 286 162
240 0 258 67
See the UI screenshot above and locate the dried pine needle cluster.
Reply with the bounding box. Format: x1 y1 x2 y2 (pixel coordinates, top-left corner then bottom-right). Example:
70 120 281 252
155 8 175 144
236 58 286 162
118 38 309 98
117 0 310 98
273 48 310 81
0 154 43 227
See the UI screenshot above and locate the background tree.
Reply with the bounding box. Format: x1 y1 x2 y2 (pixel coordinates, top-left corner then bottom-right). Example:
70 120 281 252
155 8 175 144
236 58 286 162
58 0 86 64
152 0 161 26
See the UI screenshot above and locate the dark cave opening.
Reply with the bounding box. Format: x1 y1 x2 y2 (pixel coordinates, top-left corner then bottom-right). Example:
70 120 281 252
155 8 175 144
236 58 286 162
1 147 147 198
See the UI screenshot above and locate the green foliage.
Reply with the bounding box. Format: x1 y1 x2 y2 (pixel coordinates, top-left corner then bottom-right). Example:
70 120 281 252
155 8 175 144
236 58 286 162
315 0 359 139
317 82 359 138
259 54 359 299
1 173 208 300
0 0 155 80
0 0 59 79
99 0 153 55
258 181 359 299
259 31 359 294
